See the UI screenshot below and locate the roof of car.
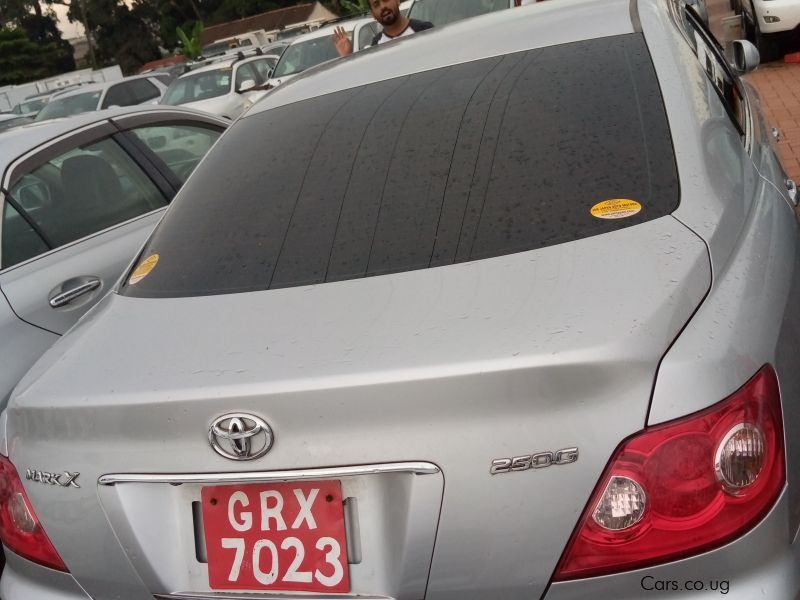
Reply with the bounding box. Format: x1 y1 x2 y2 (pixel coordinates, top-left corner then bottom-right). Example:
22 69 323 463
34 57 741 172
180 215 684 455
0 105 224 173
182 53 272 76
50 74 161 100
250 0 635 116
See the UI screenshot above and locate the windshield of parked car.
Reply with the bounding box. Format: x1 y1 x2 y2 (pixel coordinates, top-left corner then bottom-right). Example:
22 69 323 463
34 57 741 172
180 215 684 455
12 98 47 115
34 91 102 121
272 35 341 78
123 34 680 299
162 68 233 105
409 0 509 26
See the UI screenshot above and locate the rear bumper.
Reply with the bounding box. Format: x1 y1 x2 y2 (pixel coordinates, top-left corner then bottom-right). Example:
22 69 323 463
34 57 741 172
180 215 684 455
755 0 800 33
544 488 800 599
0 549 90 600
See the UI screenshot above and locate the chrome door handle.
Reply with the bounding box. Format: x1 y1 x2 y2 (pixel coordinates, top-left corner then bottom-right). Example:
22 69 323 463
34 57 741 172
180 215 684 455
49 279 101 308
787 179 798 206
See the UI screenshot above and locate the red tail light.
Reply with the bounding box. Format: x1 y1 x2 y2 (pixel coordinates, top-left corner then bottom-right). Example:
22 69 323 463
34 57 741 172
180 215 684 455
554 365 785 580
0 455 68 571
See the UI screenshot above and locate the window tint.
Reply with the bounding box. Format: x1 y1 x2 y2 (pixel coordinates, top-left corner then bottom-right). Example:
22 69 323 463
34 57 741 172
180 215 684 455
131 124 222 183
3 138 166 268
250 58 274 83
1 202 48 269
682 8 745 133
235 63 258 88
358 22 380 49
123 34 679 299
128 78 161 103
102 83 135 108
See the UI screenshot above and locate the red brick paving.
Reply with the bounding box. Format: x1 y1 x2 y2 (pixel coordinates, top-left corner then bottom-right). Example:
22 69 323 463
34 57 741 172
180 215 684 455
747 64 800 181
706 0 800 181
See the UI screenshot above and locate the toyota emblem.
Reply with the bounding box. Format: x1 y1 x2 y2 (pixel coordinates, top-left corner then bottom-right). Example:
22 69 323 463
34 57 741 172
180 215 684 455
208 413 274 461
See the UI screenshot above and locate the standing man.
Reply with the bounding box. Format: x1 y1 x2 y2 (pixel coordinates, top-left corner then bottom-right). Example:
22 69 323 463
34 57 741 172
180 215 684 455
333 0 433 57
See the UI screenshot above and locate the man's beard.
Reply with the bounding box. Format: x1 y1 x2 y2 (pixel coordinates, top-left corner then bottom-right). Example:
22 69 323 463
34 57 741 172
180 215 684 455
377 8 399 26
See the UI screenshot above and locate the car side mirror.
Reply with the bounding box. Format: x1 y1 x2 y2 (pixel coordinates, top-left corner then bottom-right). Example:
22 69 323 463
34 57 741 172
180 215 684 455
237 79 257 93
732 40 760 74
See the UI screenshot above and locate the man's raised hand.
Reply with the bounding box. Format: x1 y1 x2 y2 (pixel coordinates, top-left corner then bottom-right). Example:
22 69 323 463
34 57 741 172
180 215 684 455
332 26 353 57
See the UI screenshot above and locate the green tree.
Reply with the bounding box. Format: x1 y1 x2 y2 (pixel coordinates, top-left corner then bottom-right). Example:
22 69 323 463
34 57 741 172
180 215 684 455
49 0 161 73
339 0 368 14
0 27 74 85
176 20 202 59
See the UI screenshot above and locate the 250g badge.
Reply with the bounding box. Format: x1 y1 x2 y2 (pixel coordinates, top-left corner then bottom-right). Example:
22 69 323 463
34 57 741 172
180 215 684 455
491 447 579 475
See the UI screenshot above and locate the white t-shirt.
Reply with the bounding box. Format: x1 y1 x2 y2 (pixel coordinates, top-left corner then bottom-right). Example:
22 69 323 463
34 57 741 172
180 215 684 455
376 24 420 45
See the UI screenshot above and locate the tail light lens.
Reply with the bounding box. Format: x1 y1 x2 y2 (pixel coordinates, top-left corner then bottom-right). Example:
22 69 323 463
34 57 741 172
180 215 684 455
555 365 785 580
0 456 68 571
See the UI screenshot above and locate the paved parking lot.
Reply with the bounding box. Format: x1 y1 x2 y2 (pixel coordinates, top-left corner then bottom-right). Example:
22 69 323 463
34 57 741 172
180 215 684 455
708 0 800 181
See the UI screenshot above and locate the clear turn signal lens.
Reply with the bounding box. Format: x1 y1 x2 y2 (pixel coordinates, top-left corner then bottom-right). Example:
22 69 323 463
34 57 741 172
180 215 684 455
715 424 765 492
591 476 646 531
8 493 36 533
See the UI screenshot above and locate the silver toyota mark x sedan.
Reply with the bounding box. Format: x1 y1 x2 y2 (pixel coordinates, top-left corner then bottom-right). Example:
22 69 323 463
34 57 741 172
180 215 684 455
2 0 799 598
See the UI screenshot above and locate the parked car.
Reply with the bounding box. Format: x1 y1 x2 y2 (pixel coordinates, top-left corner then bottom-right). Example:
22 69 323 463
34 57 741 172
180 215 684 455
2 1 799 599
0 114 33 133
264 19 365 90
160 54 280 120
408 0 516 26
0 106 226 411
34 75 169 122
740 0 800 60
8 85 87 119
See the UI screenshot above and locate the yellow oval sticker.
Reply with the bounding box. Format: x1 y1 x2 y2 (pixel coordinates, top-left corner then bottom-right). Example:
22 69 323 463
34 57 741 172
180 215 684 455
128 254 159 285
590 199 642 220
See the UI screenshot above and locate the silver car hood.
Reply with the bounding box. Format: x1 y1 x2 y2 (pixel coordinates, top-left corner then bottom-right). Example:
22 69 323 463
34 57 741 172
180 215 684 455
7 215 710 600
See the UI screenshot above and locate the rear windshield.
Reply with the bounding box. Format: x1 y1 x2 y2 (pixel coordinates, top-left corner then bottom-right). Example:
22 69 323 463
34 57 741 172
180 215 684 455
122 34 679 299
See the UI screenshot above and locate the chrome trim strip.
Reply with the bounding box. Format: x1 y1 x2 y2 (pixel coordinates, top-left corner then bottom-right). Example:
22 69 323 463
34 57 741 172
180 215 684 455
99 462 440 486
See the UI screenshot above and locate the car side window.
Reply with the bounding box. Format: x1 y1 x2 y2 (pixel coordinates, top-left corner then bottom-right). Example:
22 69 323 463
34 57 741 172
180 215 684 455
130 124 222 183
102 83 135 108
359 22 380 49
128 79 161 104
684 10 746 135
235 63 258 89
2 137 166 269
1 201 48 269
250 59 273 84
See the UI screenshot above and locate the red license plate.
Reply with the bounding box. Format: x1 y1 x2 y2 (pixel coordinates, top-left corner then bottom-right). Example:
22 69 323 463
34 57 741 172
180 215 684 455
202 481 350 592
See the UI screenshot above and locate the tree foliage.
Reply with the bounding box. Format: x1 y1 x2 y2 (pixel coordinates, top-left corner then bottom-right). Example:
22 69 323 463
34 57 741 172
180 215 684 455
0 27 74 85
176 20 202 59
0 0 345 80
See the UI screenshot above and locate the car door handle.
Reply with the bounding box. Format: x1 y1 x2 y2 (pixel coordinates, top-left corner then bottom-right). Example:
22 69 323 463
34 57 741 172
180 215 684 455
49 278 101 308
787 179 798 206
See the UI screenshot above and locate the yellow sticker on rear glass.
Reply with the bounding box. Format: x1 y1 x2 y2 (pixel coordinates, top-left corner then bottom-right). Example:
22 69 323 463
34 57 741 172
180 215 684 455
128 254 159 285
590 199 642 220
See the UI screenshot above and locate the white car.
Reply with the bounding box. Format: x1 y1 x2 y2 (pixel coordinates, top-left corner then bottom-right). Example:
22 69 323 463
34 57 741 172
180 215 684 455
33 75 169 121
741 0 800 60
263 19 366 91
160 54 279 120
